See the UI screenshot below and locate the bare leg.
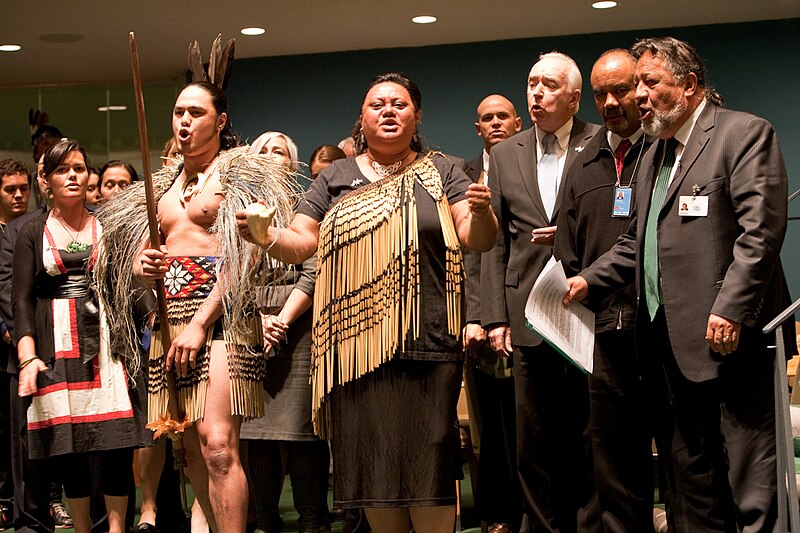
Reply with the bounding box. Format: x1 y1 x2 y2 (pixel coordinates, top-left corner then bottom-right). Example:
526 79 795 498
195 340 248 533
104 494 128 533
66 496 91 533
137 439 166 526
184 425 217 531
409 505 456 533
191 498 210 533
364 508 410 533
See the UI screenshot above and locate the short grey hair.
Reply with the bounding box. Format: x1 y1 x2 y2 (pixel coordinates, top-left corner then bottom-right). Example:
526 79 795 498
249 131 300 171
539 51 582 93
537 51 582 112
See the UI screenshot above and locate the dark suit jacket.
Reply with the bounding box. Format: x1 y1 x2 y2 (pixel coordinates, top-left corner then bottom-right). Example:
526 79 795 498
554 129 653 334
581 104 791 381
481 119 601 346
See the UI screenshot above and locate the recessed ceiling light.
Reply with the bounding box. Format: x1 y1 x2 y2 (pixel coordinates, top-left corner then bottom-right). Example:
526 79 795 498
97 105 128 112
241 27 266 36
592 1 618 8
0 44 21 52
412 15 437 24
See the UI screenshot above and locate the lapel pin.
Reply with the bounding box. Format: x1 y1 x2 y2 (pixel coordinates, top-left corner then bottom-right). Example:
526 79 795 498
574 146 584 152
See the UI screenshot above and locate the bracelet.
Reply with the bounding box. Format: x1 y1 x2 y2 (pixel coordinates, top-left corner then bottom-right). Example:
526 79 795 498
18 355 39 371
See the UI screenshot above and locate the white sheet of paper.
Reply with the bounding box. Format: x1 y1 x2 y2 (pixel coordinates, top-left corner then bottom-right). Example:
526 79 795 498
524 257 595 373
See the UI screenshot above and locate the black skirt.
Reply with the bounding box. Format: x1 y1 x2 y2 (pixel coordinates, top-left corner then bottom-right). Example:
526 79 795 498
330 358 462 508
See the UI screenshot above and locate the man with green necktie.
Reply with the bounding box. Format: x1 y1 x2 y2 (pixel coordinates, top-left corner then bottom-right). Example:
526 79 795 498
564 37 793 533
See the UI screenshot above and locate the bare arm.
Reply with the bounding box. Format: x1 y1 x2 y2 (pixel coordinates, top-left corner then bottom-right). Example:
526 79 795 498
451 183 497 252
17 335 48 397
262 288 313 349
277 289 313 326
236 211 320 265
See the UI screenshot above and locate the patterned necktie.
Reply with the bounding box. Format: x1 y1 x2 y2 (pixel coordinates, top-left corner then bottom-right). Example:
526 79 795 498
538 133 559 219
643 137 679 321
614 138 632 179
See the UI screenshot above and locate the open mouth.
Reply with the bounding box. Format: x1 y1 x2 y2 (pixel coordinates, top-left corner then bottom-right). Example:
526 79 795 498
178 128 191 142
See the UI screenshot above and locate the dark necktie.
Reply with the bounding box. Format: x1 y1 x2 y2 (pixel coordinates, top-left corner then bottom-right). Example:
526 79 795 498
643 137 679 321
614 138 632 179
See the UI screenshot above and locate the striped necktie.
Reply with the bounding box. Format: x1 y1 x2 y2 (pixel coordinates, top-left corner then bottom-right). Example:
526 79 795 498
643 137 679 321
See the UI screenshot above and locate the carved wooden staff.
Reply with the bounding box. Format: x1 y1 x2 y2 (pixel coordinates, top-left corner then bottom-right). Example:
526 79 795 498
128 31 190 516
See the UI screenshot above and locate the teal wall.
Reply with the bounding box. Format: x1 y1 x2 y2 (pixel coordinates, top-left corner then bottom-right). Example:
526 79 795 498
227 18 800 306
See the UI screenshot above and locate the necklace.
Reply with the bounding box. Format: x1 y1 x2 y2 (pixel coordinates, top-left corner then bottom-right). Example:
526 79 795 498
180 157 219 206
371 159 403 177
55 211 89 253
368 150 415 178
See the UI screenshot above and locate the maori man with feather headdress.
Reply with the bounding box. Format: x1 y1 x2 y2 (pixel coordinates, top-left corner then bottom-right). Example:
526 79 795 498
94 37 299 533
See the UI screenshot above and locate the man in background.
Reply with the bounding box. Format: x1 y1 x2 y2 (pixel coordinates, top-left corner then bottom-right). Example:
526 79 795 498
0 158 32 529
464 94 521 533
554 49 655 533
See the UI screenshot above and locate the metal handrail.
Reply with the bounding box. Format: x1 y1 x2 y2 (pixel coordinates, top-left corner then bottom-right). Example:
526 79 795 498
763 297 800 335
762 296 800 533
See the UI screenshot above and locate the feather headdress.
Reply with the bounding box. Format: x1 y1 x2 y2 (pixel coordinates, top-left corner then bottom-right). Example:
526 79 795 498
188 34 235 89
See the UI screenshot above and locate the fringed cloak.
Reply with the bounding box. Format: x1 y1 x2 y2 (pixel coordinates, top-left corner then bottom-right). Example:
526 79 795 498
310 153 464 436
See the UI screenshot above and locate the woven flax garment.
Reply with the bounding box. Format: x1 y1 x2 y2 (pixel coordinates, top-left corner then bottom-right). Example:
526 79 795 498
310 153 464 436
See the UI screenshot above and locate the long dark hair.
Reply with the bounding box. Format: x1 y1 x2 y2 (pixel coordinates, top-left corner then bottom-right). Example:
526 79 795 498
354 72 424 155
184 81 241 150
42 138 89 178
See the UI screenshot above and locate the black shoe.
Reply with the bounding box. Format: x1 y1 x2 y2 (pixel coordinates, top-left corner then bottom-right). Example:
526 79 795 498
137 523 159 533
51 502 74 529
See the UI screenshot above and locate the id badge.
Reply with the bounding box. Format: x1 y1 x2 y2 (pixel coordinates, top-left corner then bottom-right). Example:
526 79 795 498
612 186 632 217
678 195 709 217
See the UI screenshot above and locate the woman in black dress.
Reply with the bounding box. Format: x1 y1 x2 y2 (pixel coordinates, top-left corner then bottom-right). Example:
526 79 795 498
237 73 497 533
13 139 149 533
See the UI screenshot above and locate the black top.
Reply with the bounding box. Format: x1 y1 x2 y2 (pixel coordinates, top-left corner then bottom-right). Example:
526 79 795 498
0 207 48 373
298 154 471 361
554 130 652 334
11 213 96 349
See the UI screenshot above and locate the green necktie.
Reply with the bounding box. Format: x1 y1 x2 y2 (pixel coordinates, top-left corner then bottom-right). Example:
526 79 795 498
643 137 679 321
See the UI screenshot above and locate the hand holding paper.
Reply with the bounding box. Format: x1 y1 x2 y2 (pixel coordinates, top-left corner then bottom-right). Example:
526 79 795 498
524 257 595 373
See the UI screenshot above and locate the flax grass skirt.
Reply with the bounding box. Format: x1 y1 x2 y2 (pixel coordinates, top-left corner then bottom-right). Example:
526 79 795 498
330 358 462 509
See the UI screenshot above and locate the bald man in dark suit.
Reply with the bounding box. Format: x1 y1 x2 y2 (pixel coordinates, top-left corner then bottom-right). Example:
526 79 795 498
566 37 793 532
463 94 522 533
481 52 601 532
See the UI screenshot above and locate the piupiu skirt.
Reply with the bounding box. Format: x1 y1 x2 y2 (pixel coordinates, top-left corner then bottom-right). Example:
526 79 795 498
330 358 462 508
